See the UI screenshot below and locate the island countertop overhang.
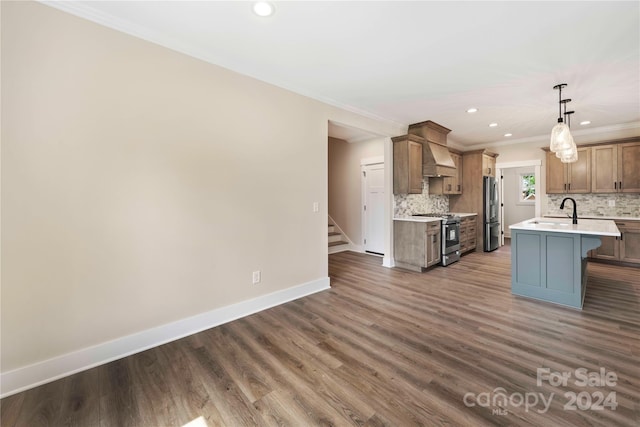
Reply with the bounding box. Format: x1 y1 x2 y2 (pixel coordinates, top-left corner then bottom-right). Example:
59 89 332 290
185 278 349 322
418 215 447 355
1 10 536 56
509 217 620 237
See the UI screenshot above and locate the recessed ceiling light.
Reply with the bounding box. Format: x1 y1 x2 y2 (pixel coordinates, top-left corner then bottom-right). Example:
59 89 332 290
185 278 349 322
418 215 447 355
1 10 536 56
467 108 478 113
504 133 512 137
580 121 591 125
253 2 275 17
489 123 498 127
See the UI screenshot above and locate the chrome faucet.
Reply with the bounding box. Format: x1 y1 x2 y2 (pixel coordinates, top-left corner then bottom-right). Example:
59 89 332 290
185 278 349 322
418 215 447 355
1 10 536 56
560 197 578 224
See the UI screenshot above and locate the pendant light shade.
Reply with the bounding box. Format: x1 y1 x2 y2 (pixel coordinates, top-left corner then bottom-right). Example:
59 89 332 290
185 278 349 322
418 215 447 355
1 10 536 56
557 145 578 163
550 121 574 153
550 84 578 163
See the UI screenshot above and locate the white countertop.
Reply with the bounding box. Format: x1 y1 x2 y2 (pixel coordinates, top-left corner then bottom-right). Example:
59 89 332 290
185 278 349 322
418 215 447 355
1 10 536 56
510 217 620 236
544 214 640 221
394 216 442 223
394 212 477 223
449 213 477 218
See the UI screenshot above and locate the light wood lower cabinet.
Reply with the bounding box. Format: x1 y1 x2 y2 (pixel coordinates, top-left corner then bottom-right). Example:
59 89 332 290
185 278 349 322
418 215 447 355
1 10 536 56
619 222 640 264
459 215 477 254
426 223 441 267
394 220 441 272
590 220 640 266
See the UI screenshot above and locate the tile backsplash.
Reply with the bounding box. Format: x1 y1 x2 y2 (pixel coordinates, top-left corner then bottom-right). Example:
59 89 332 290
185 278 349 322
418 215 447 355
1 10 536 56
546 194 640 217
394 178 449 216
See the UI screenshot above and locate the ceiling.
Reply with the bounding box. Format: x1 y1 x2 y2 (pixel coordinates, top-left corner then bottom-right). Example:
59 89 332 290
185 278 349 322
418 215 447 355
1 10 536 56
44 1 640 147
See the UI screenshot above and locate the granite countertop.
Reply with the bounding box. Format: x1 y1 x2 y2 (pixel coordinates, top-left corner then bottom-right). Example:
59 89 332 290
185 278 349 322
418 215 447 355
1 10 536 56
544 214 640 221
510 217 620 237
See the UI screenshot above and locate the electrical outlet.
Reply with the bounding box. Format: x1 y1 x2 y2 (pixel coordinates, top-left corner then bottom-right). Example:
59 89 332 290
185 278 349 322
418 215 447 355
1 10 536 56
313 202 319 213
608 200 615 207
252 270 261 284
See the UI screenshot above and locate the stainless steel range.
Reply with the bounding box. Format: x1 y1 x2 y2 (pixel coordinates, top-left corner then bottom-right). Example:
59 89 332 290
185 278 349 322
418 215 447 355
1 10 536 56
412 213 461 266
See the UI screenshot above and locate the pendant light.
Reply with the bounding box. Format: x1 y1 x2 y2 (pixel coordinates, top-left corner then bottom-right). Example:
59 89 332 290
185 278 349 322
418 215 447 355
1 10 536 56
550 84 578 163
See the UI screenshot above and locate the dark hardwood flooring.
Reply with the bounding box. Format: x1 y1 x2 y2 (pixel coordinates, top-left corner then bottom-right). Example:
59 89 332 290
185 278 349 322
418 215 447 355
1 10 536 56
2 246 639 426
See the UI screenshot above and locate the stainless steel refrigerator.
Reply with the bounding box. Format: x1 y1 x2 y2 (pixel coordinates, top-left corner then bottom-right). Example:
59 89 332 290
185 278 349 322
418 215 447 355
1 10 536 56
483 176 500 251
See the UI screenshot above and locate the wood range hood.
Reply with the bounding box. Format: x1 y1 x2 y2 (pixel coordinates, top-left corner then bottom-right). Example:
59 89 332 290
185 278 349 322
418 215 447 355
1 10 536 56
407 120 456 177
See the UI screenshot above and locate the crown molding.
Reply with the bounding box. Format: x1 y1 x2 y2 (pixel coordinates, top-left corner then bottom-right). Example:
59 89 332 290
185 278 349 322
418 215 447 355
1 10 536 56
461 121 640 151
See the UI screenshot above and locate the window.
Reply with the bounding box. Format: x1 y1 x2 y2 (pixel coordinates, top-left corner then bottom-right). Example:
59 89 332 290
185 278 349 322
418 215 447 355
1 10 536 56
519 173 535 203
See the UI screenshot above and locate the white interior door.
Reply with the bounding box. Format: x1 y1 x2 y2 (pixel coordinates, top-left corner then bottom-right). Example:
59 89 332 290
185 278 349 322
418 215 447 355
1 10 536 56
363 163 385 255
499 169 505 246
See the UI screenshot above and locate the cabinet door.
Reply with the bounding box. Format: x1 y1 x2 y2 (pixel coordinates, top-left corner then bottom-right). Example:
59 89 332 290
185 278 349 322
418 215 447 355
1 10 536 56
618 142 640 193
592 145 617 193
546 151 567 193
393 140 423 194
567 147 591 193
482 155 496 177
590 235 619 261
452 153 462 194
459 224 469 252
619 224 640 264
426 229 441 267
408 141 424 194
442 152 461 194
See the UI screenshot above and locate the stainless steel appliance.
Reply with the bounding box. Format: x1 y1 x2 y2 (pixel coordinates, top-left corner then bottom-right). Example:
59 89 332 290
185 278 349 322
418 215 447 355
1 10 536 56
483 176 500 252
412 213 461 266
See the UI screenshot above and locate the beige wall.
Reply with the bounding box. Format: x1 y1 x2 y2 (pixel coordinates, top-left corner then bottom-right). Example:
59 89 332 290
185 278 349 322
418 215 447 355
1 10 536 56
0 2 404 373
328 137 385 245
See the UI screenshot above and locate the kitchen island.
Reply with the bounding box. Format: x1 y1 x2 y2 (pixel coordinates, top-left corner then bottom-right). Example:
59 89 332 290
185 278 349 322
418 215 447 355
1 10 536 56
509 217 620 309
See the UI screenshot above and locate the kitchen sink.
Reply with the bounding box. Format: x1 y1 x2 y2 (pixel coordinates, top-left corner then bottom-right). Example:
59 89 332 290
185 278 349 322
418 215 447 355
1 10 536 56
529 220 570 226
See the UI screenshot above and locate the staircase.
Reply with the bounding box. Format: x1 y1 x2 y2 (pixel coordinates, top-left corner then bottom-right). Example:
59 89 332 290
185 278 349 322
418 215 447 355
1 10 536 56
328 222 349 253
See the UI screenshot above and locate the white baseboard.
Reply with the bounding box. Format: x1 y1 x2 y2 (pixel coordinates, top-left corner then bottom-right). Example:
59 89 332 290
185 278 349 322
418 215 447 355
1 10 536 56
382 256 394 268
0 277 330 398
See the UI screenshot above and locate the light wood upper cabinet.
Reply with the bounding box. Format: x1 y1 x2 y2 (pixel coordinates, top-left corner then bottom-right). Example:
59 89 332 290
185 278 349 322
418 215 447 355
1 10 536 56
482 154 496 177
591 141 640 193
545 148 591 193
546 152 567 194
568 147 591 193
447 153 463 194
592 145 617 193
393 135 423 194
618 142 640 193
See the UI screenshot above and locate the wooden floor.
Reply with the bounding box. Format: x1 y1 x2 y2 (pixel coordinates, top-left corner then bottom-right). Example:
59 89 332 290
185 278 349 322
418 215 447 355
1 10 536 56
2 246 639 426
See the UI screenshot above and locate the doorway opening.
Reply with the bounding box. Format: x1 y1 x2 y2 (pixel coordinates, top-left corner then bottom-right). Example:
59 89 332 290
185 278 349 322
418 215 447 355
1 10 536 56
496 160 542 245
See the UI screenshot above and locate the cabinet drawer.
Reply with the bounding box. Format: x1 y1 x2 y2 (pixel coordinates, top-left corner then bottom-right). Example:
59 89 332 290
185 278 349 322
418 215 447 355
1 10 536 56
615 220 640 231
427 221 441 231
